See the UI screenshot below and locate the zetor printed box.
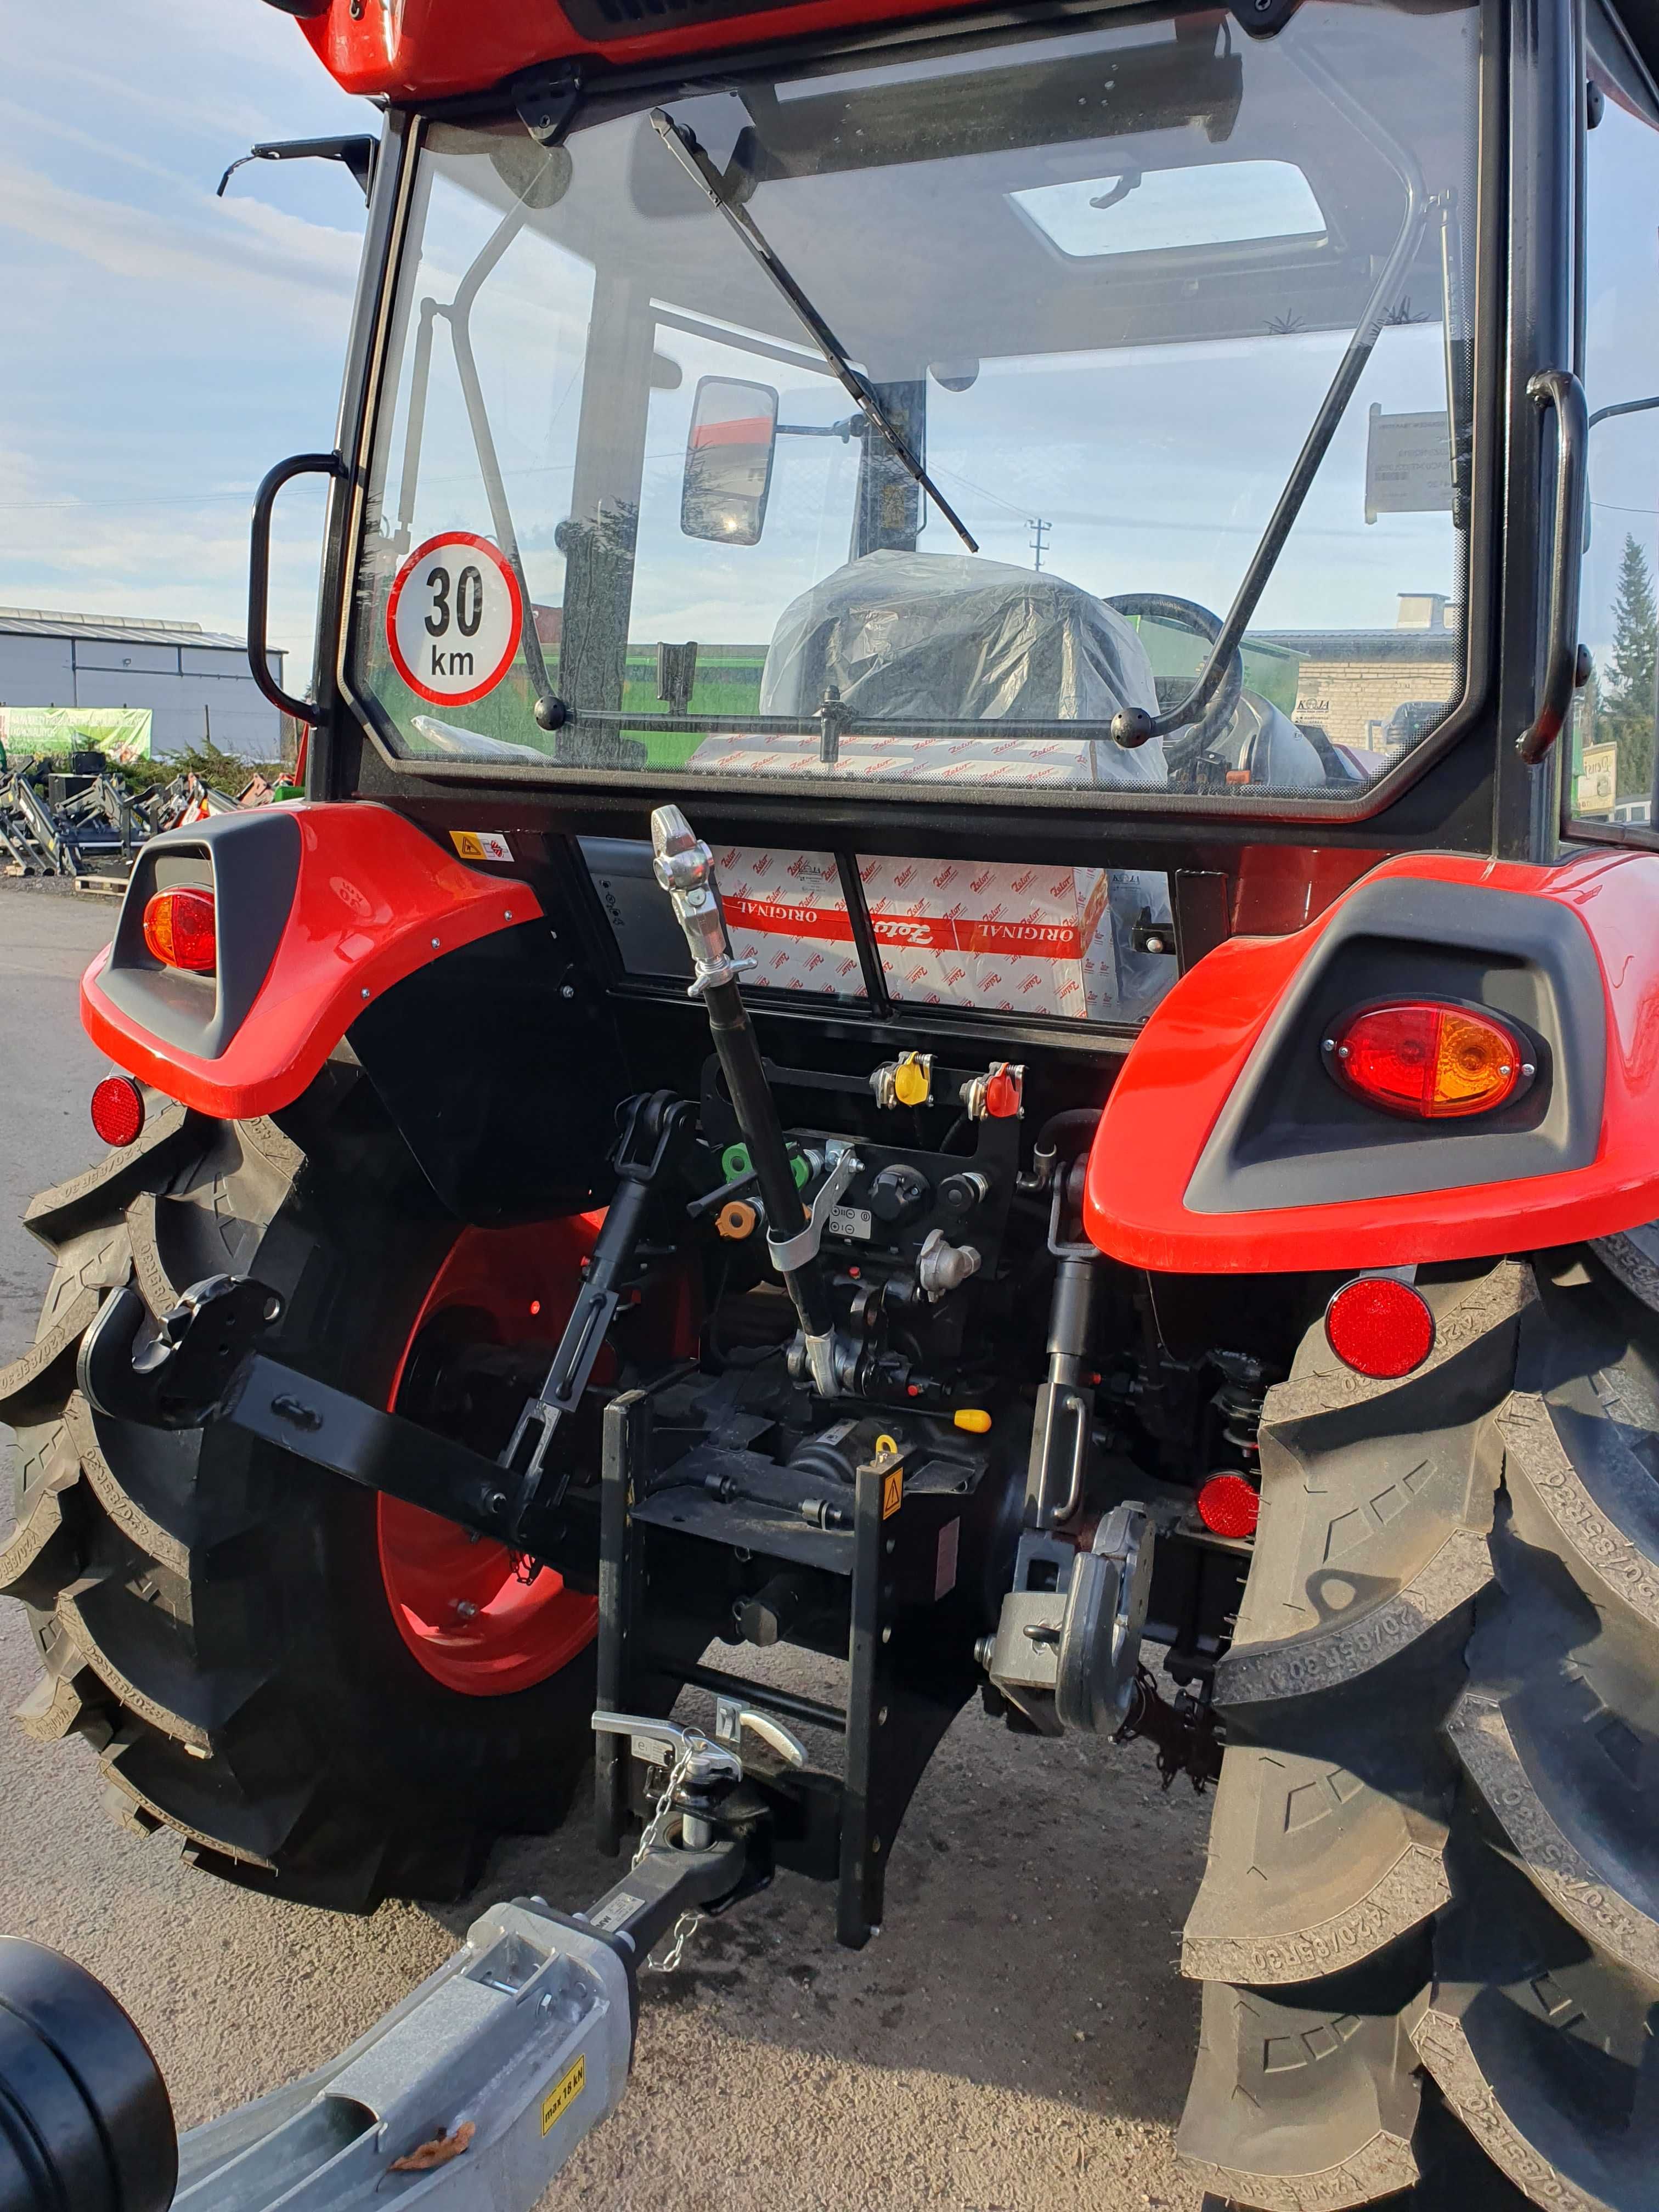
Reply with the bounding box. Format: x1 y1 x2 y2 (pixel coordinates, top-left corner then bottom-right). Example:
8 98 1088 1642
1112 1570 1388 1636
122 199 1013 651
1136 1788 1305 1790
714 845 1150 1019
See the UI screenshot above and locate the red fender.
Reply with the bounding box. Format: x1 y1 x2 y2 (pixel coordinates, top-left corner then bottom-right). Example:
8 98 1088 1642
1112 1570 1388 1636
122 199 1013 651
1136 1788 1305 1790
81 803 538 1121
1084 849 1659 1273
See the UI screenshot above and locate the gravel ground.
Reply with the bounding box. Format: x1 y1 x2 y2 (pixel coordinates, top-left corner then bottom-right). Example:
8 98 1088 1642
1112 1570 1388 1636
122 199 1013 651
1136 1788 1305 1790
0 884 1211 2211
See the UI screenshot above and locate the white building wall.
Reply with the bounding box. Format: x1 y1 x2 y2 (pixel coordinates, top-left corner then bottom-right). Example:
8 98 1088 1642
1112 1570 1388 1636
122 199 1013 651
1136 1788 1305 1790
0 630 285 761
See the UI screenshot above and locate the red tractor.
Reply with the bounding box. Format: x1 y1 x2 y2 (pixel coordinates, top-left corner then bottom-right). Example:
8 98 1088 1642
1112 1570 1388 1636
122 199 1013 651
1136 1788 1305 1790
5 0 1659 2203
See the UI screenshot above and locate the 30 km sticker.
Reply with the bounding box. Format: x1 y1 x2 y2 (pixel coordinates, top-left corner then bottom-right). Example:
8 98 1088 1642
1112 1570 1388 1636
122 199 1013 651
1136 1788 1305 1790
386 532 522 707
541 2055 585 2135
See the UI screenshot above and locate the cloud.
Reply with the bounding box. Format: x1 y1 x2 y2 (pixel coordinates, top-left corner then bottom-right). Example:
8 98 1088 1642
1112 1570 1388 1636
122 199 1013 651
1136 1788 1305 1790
0 155 360 343
0 448 328 668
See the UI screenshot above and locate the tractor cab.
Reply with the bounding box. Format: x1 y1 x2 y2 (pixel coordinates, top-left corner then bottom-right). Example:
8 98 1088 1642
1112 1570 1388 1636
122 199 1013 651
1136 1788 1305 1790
342 0 1481 817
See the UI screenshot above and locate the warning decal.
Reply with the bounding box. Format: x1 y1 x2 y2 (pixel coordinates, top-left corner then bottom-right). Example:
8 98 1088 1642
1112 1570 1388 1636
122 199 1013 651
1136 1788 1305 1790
541 2055 585 2135
387 532 522 707
450 830 514 863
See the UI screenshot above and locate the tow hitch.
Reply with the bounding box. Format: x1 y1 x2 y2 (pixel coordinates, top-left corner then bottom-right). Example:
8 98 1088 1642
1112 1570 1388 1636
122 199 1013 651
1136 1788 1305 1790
0 1712 784 2212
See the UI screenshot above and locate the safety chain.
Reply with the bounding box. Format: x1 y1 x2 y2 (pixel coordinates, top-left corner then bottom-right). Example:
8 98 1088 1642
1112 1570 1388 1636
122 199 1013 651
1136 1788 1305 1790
631 1740 706 1974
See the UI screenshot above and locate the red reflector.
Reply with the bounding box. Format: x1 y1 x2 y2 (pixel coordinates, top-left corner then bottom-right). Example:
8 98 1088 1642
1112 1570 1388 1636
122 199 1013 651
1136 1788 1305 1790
1325 1276 1436 1378
90 1075 145 1148
1323 999 1526 1120
1197 1472 1260 1538
142 886 216 972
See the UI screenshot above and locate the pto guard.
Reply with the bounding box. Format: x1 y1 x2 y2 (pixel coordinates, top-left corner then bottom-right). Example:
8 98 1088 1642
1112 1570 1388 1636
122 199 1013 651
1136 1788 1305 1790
81 803 538 1122
1085 848 1659 1274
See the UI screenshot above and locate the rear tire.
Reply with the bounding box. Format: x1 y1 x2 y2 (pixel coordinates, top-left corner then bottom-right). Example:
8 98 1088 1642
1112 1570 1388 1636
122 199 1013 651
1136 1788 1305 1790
0 1069 600 1911
1179 1253 1659 2210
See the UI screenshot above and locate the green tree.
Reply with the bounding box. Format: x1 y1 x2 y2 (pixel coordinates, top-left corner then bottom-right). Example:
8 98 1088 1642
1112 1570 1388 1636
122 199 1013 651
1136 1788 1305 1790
1599 533 1659 799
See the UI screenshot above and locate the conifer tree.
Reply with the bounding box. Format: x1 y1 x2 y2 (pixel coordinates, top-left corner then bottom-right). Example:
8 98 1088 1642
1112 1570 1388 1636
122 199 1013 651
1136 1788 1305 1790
1600 533 1659 799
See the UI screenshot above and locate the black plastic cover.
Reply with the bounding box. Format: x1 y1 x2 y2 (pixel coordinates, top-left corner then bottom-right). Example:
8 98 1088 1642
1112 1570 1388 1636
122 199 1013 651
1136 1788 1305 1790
348 917 627 1221
1184 876 1606 1214
100 811 300 1061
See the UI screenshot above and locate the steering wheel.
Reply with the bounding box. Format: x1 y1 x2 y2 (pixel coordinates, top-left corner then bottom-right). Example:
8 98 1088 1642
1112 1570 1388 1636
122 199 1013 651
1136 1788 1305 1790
1104 593 1244 774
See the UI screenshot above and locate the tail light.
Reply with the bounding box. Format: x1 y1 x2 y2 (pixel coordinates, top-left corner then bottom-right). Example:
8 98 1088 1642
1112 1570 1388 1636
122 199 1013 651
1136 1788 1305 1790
142 886 217 972
1322 999 1531 1120
1325 1275 1435 1378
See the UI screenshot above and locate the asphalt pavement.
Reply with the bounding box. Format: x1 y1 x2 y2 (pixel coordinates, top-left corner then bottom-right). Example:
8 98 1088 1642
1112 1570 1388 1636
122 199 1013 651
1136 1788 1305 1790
0 882 1210 2212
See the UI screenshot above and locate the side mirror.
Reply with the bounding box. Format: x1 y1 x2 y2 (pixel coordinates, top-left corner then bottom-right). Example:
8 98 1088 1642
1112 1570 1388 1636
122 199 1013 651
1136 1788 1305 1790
681 376 778 545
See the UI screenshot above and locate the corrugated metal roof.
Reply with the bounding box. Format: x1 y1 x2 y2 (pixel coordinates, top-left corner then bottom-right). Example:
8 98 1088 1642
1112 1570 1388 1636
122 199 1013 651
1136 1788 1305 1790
0 606 248 651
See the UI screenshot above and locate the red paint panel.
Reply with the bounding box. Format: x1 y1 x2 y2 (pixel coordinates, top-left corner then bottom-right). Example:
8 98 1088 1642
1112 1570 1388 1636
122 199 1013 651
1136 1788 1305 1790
1084 849 1659 1273
81 804 538 1121
298 0 976 101
1230 844 1389 936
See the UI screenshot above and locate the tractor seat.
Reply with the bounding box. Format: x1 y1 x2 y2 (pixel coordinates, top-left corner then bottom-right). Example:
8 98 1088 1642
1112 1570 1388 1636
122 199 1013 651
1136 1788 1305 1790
690 551 1169 789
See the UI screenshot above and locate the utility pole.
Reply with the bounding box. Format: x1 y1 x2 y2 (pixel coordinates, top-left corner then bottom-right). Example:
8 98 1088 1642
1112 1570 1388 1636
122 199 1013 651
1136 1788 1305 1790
1028 516 1051 573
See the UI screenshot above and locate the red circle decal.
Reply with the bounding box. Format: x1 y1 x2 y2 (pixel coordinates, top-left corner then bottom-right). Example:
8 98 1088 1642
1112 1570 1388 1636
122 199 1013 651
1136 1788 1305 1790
386 532 523 708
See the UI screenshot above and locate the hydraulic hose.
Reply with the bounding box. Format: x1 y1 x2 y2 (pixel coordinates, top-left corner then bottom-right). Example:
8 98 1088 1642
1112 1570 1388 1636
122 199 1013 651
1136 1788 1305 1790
650 807 839 1390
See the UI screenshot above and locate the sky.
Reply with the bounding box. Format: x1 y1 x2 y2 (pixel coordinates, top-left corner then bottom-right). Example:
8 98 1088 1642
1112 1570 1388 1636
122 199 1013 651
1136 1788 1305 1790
4 0 1654 720
0 0 373 677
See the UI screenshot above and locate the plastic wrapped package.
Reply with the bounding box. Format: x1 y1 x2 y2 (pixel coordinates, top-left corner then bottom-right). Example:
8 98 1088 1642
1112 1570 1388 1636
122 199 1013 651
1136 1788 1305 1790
742 551 1169 789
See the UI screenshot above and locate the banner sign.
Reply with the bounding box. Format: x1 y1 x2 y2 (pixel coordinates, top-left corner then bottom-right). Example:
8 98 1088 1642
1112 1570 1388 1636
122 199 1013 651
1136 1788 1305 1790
0 706 154 760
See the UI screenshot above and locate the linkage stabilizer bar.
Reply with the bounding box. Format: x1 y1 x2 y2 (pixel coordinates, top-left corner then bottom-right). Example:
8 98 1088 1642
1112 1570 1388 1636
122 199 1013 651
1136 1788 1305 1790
78 1276 567 1555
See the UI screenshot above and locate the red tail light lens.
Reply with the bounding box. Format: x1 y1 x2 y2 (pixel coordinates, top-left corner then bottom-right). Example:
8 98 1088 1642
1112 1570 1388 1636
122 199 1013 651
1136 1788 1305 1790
1197 1472 1260 1538
142 887 216 972
1325 1276 1435 1378
1323 1000 1528 1120
90 1075 145 1148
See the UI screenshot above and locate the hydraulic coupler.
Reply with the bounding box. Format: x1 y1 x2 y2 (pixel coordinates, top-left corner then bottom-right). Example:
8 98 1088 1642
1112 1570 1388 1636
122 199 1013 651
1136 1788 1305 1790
651 804 843 1395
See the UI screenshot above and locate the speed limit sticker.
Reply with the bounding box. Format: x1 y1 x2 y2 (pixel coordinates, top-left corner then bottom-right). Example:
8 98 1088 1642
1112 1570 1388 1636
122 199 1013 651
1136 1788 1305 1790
386 532 523 706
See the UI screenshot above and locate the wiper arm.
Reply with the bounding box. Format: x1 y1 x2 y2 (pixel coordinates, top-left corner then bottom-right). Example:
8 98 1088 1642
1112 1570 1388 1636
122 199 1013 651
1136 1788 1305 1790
650 108 979 555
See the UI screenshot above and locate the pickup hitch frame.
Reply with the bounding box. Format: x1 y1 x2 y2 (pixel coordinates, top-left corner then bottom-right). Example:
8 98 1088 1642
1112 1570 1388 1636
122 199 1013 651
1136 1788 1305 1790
80 1714 775 2212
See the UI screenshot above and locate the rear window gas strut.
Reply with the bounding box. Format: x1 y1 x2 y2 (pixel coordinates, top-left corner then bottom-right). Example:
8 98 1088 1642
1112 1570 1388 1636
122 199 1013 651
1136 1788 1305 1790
1109 46 1435 753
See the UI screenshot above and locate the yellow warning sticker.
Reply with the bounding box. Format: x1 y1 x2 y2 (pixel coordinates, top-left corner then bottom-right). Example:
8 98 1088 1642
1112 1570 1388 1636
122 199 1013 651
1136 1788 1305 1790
882 1467 904 1520
541 2053 585 2135
450 829 513 862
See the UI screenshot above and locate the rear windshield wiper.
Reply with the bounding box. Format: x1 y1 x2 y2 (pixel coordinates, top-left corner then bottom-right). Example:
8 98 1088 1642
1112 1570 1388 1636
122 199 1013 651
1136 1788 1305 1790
650 108 979 555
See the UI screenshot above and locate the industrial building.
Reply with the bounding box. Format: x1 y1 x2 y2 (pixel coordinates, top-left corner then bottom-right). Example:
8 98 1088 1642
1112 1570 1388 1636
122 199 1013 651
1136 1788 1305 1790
1255 592 1462 757
0 606 286 762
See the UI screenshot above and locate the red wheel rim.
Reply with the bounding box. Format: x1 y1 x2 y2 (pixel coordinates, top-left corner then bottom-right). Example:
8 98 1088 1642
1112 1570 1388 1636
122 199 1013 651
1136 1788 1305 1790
377 1217 603 1697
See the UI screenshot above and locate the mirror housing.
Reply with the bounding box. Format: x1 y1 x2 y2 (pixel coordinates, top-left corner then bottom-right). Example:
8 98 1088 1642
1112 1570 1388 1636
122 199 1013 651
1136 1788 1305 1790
681 376 778 545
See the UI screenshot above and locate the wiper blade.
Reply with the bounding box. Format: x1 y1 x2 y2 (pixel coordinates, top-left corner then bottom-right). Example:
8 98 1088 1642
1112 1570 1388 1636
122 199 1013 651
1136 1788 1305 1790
650 108 979 555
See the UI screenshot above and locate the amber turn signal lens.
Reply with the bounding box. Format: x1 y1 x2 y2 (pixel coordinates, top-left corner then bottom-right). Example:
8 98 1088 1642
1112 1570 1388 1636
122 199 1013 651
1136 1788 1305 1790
142 886 217 972
1323 999 1528 1120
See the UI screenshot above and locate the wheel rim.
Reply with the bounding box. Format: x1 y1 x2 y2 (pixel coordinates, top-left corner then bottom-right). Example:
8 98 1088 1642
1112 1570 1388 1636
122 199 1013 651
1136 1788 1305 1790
377 1217 602 1698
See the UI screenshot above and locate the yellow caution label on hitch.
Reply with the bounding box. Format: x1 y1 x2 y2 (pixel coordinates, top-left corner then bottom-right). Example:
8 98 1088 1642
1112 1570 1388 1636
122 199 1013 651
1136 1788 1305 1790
541 2054 585 2135
882 1466 904 1520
